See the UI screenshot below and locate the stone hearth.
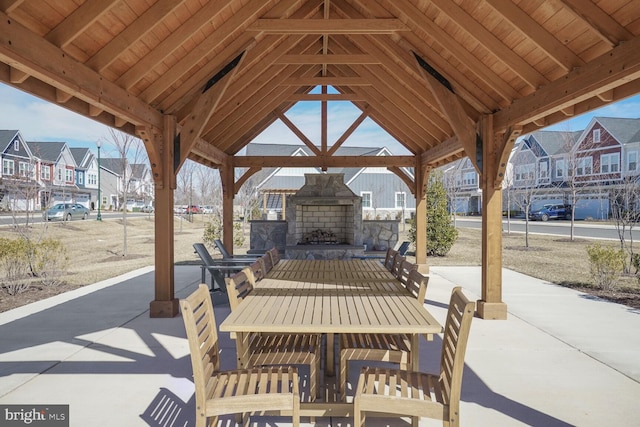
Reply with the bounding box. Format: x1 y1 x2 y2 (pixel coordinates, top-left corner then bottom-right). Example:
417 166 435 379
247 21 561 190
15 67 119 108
285 174 364 260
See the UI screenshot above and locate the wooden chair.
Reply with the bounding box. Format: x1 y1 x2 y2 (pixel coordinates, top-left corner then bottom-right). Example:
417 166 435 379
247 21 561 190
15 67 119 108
180 284 300 427
267 247 281 266
226 269 322 401
383 248 397 271
353 287 475 427
262 252 274 273
397 259 418 287
339 269 429 401
246 258 265 283
391 253 405 278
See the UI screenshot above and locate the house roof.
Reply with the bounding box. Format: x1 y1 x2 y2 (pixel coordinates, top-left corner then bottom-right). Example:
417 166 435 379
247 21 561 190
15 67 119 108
595 117 640 144
70 147 92 169
99 158 126 176
1 1 638 172
0 130 19 152
526 131 582 156
26 141 67 163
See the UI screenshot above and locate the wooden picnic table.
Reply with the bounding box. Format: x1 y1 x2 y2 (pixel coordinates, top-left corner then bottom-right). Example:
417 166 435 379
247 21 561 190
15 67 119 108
219 259 442 415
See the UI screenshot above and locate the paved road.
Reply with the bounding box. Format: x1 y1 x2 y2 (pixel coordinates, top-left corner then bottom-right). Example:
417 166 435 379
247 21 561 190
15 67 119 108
455 217 640 241
0 211 152 226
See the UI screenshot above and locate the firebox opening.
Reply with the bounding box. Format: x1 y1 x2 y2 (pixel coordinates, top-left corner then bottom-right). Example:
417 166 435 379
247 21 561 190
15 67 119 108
295 204 355 245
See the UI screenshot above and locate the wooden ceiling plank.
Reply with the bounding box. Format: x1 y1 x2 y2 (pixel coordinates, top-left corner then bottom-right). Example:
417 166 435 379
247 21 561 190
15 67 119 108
378 0 520 103
247 19 409 34
494 35 640 132
428 0 547 89
158 0 319 112
0 11 163 130
115 0 254 90
559 0 633 47
1 0 24 14
274 54 379 64
485 0 585 72
45 0 118 48
233 155 415 168
178 51 247 168
85 0 185 72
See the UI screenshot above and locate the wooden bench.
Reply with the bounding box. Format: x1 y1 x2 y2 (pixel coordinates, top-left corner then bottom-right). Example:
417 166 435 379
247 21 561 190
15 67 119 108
180 284 300 427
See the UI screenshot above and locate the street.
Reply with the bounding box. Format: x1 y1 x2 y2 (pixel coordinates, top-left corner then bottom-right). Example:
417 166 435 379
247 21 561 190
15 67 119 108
0 211 152 227
455 217 640 241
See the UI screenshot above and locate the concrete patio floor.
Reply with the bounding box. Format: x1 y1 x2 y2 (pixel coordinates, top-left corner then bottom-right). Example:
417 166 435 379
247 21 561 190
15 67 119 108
0 264 639 426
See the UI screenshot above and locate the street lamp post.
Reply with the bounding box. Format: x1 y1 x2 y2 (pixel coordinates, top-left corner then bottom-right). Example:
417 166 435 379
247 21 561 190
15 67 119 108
96 140 102 221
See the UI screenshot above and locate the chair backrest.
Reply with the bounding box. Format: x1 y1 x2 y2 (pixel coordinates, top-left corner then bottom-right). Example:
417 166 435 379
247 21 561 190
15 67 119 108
405 269 428 302
267 247 280 266
397 260 418 285
193 243 215 266
397 241 410 256
439 287 474 410
225 268 255 311
179 284 220 411
391 253 405 278
247 258 265 282
262 251 274 273
213 239 233 258
384 248 397 271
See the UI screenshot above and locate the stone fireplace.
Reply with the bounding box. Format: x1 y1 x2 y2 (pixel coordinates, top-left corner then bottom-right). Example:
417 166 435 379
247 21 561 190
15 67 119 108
285 173 364 259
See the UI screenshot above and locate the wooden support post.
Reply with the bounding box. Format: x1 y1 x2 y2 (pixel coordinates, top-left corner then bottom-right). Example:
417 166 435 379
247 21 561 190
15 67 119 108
282 193 286 220
149 115 178 318
414 157 429 272
479 114 507 320
222 160 235 256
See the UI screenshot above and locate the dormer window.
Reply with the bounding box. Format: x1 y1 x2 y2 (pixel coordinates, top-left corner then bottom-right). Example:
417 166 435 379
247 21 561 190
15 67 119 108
593 129 601 143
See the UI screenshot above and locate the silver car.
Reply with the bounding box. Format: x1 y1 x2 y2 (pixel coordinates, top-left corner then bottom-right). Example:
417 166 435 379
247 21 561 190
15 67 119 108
44 203 90 221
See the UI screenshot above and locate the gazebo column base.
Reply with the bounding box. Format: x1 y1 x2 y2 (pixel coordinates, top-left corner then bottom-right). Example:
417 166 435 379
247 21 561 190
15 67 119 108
476 300 507 320
150 299 179 318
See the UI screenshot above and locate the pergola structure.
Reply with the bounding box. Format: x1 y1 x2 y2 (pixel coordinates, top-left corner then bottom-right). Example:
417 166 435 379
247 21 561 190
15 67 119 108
2 1 639 318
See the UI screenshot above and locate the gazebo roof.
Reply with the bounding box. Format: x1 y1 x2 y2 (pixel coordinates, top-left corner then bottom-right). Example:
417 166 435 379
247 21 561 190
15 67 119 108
1 1 639 172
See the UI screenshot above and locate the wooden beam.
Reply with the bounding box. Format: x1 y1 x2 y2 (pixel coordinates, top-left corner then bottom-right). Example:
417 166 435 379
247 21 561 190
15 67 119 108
495 126 521 188
276 110 322 156
327 106 369 156
493 35 640 132
287 93 366 101
136 126 163 186
233 155 415 168
246 19 409 34
388 166 415 196
561 0 633 47
235 167 262 195
45 0 117 48
9 66 27 83
55 88 73 103
421 136 464 165
190 138 228 166
274 54 379 64
282 77 370 86
178 51 247 169
0 11 163 130
414 53 479 171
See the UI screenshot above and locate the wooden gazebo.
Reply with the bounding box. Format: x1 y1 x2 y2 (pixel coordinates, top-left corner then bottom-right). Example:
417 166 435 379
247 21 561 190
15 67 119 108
2 1 639 318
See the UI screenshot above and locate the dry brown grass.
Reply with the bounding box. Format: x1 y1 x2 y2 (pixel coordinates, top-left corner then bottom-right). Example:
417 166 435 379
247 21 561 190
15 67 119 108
1 218 639 312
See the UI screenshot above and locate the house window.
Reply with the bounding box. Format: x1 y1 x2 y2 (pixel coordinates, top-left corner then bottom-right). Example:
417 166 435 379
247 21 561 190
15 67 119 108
2 159 15 176
65 169 74 182
462 172 476 186
539 161 549 179
361 191 372 209
628 152 638 172
556 159 565 178
515 164 535 181
577 157 592 176
41 165 50 180
77 172 83 185
13 139 19 151
57 168 63 181
18 162 29 177
87 173 96 185
395 192 406 209
601 153 620 173
593 129 601 143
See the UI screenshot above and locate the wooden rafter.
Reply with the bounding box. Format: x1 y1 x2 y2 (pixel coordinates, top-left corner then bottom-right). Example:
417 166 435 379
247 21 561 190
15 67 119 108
233 155 415 168
276 110 322 156
247 19 410 34
421 136 464 165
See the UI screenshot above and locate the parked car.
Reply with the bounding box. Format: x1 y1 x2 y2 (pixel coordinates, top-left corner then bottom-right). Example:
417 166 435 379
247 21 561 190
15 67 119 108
529 204 572 221
141 205 154 213
186 205 201 214
44 203 90 221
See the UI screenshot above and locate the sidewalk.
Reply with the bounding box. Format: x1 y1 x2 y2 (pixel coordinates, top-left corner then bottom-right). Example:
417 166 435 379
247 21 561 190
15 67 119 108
0 265 639 426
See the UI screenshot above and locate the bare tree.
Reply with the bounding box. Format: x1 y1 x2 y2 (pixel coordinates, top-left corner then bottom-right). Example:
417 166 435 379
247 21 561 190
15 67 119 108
100 128 147 256
610 176 640 273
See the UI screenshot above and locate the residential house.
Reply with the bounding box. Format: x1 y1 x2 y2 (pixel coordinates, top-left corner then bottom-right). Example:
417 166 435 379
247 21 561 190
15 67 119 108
130 163 154 207
70 147 99 209
246 143 415 220
0 130 38 210
441 158 481 215
26 141 79 208
99 158 153 211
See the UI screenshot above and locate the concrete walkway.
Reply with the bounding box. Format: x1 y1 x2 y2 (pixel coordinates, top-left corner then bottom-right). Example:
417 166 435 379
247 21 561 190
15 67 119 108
0 265 639 426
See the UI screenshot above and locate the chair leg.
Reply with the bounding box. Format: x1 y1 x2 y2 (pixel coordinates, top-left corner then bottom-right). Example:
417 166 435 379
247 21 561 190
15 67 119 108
354 400 364 427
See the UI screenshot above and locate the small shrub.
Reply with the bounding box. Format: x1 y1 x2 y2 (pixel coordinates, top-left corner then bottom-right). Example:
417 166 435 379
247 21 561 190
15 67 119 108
0 237 32 295
586 243 623 291
203 217 245 249
33 238 69 286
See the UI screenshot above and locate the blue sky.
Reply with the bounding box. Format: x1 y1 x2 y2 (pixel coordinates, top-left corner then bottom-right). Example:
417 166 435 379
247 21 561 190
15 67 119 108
2 82 640 156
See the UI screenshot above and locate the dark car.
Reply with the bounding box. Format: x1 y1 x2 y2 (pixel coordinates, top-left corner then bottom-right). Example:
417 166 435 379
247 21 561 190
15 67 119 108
529 204 572 221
